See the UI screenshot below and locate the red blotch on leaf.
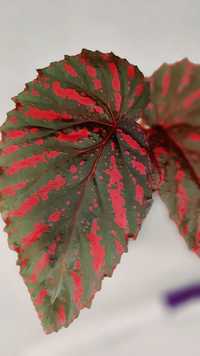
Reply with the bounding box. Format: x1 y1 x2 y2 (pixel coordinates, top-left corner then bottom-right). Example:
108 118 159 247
69 165 78 174
188 133 200 142
48 211 62 222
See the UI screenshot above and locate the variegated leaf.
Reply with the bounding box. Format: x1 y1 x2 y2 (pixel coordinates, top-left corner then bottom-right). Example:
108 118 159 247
143 59 200 254
0 49 152 333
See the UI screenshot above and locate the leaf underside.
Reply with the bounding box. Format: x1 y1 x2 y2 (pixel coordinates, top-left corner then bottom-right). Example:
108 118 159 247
0 49 152 333
143 58 200 254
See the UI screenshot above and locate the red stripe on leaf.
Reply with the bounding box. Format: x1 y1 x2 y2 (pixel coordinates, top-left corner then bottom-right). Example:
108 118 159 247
35 289 48 305
22 223 49 249
70 271 83 306
11 175 66 217
105 155 128 230
108 62 121 111
93 79 102 90
108 63 120 91
6 154 44 176
52 81 95 106
56 128 89 142
135 83 144 97
178 62 193 93
183 89 200 109
85 64 103 91
2 144 19 155
0 181 27 197
162 71 170 96
114 240 125 254
6 130 26 139
119 130 146 155
135 184 144 205
127 65 136 79
175 169 188 220
176 184 188 220
57 304 66 326
25 107 72 121
64 63 78 77
37 175 66 200
87 219 105 273
10 195 39 217
6 151 60 176
114 92 122 112
30 241 57 283
30 253 49 283
86 64 96 78
132 159 146 175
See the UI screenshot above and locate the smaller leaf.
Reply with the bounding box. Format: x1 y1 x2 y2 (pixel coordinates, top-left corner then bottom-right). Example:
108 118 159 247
143 58 200 254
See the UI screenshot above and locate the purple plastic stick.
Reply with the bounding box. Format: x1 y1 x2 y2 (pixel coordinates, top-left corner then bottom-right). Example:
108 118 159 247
164 284 200 308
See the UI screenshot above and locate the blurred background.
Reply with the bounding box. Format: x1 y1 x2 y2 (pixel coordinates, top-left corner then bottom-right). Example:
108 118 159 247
0 1 200 355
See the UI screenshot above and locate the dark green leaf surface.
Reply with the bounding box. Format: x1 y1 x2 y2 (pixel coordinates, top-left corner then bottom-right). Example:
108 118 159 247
143 59 200 254
0 49 152 333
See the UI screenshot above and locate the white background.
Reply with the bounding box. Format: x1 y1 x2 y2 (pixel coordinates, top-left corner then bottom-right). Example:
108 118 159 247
0 1 200 355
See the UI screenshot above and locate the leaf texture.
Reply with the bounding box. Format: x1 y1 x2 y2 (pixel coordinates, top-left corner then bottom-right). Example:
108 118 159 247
143 58 200 254
0 49 152 333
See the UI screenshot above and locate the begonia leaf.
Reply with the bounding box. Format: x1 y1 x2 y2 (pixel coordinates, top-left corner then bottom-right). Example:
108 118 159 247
143 59 200 254
0 49 152 333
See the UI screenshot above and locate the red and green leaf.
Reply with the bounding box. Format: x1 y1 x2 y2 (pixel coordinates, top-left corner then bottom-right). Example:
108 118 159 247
143 58 200 254
0 49 152 333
